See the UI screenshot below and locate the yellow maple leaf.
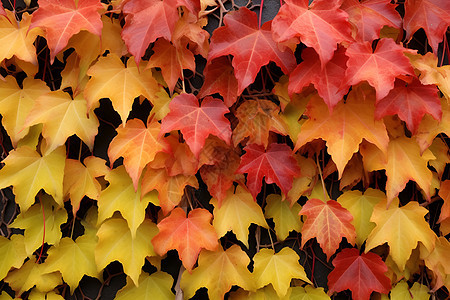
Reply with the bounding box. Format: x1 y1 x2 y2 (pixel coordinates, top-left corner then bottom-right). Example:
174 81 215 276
385 136 435 204
0 146 65 212
42 235 99 294
84 53 159 124
63 156 109 215
253 247 311 297
181 245 255 299
95 217 158 286
365 198 437 271
337 189 384 246
97 166 158 238
211 186 268 248
0 11 42 64
4 258 62 295
0 235 27 281
286 285 330 300
24 90 99 154
10 194 67 256
295 85 389 177
420 236 450 292
264 194 302 241
116 271 174 299
0 76 50 146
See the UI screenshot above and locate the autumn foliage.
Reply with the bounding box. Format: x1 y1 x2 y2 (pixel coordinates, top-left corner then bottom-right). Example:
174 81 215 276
0 0 449 299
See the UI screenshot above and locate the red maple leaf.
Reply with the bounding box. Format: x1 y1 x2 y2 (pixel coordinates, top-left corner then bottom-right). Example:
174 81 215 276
375 78 442 134
151 207 219 272
160 94 231 158
328 248 391 300
198 57 239 107
344 38 415 101
289 46 349 112
121 0 178 64
341 0 401 42
208 7 296 95
404 0 450 54
272 0 353 67
29 0 103 62
236 143 300 200
299 199 356 259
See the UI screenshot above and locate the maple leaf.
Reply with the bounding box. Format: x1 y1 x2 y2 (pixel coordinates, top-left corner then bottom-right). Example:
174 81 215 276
198 57 238 107
97 166 157 237
160 93 231 158
63 156 109 214
384 136 435 204
403 0 450 54
253 247 311 297
0 146 65 212
286 155 317 205
4 258 62 295
365 198 437 271
121 0 179 64
151 207 219 272
337 189 384 246
375 78 441 134
272 0 353 67
42 236 98 294
295 86 389 177
0 11 42 64
0 235 27 281
172 11 209 58
232 99 287 148
286 286 330 299
344 38 415 101
416 98 450 153
116 271 174 299
341 0 401 42
199 137 242 204
108 118 169 190
236 143 300 200
146 38 195 91
208 7 296 94
84 53 159 124
299 198 356 259
0 76 50 146
420 236 450 291
95 217 158 286
181 245 255 299
211 186 268 248
141 167 198 214
24 90 99 154
328 248 391 300
289 46 349 112
438 180 450 223
29 0 103 62
10 195 67 256
264 194 302 241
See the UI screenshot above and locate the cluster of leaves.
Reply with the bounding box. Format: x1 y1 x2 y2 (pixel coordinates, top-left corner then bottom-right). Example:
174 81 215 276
0 0 449 299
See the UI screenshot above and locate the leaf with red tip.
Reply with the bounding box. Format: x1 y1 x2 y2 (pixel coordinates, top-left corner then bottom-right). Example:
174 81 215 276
160 94 231 158
344 38 415 101
328 248 391 300
272 0 353 67
30 0 103 62
375 78 441 134
299 199 356 260
341 0 401 42
151 208 219 272
237 143 300 200
289 47 349 112
208 7 296 95
404 0 450 54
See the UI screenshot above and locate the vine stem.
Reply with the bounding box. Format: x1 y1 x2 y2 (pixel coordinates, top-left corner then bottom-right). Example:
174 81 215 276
315 153 328 201
258 0 264 28
37 195 46 263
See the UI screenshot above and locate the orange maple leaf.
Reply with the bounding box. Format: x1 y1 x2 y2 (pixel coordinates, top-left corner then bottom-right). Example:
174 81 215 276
151 208 219 272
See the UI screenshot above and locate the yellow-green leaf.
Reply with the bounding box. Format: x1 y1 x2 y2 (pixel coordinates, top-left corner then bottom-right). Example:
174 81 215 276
0 235 27 281
264 194 302 241
116 271 174 300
